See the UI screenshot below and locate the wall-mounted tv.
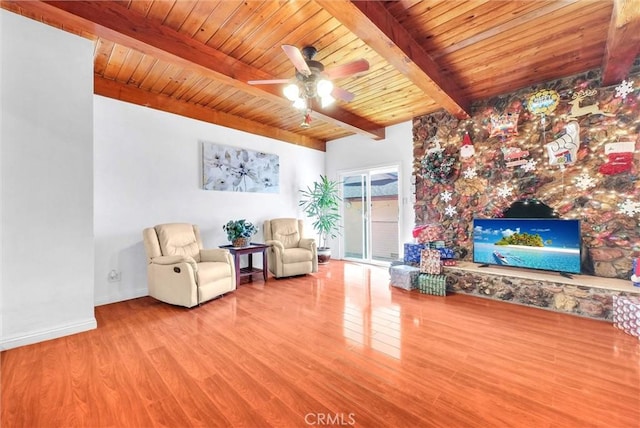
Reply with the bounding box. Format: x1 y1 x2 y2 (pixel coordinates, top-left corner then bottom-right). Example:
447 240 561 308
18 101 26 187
473 218 581 277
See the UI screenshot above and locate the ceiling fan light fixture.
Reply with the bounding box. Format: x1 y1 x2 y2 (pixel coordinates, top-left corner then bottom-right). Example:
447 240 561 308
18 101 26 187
250 45 368 127
292 97 307 110
283 83 300 101
316 79 333 97
320 94 335 108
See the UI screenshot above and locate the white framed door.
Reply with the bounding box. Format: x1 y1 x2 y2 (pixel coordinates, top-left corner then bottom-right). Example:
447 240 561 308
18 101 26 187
340 166 400 265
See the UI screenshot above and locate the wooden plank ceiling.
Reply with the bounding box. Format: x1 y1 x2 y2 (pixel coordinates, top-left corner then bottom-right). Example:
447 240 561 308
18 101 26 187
3 0 640 152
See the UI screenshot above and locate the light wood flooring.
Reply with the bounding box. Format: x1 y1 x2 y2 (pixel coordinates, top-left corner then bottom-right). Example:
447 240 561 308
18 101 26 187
2 261 639 427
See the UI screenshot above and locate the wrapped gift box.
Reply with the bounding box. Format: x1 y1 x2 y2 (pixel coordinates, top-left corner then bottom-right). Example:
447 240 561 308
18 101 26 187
412 224 444 244
388 259 406 275
438 248 455 259
442 259 457 266
404 243 427 263
390 265 420 290
431 240 446 249
418 273 447 296
420 249 442 274
613 295 640 338
631 257 640 287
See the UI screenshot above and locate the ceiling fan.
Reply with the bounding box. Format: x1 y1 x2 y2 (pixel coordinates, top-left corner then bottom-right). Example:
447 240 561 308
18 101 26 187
248 45 369 127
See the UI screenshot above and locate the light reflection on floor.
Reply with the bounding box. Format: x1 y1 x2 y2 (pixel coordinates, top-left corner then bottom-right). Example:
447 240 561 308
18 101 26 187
342 262 401 359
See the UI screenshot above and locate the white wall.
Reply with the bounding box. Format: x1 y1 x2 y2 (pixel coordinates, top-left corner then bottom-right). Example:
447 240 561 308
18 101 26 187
1 11 96 349
326 121 415 258
94 96 324 305
0 7 4 343
0 8 404 348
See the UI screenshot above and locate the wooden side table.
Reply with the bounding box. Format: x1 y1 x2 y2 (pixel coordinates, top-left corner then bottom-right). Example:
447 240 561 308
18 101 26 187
219 243 269 287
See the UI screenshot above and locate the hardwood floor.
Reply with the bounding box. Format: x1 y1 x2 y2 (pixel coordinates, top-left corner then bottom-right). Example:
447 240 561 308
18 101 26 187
2 261 639 427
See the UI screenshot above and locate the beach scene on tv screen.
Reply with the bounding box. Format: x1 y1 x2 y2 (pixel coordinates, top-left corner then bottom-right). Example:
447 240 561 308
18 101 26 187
473 218 581 274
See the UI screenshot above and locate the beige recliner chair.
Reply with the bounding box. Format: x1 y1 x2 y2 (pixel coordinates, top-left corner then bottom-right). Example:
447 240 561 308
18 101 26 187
263 218 318 278
143 223 236 307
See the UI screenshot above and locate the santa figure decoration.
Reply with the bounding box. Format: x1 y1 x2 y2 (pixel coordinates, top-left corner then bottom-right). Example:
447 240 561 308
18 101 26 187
460 133 475 159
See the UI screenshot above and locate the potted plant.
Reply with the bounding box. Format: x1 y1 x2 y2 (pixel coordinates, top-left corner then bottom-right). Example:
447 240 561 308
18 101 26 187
299 175 341 263
223 219 258 247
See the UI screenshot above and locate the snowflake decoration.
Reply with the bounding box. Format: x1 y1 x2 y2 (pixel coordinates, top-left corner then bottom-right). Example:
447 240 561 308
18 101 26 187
444 204 457 217
615 79 635 99
497 184 513 199
617 199 640 217
441 190 453 203
574 172 596 190
462 168 478 179
521 159 538 172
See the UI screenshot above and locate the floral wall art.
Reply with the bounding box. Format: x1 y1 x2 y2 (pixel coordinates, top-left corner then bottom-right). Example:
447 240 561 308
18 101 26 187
202 141 279 193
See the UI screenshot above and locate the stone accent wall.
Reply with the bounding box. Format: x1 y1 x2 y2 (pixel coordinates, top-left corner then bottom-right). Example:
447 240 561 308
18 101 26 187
443 265 640 320
413 65 640 280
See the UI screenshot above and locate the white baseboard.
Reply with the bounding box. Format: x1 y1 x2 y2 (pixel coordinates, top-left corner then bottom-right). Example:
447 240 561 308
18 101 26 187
0 317 97 351
94 287 148 306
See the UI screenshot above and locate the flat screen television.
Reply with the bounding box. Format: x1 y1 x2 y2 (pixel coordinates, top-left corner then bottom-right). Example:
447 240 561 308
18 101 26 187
472 218 581 277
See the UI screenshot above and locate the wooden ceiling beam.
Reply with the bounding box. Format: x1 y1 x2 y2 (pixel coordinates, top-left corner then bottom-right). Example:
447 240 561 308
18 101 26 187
95 76 326 151
316 0 471 119
30 0 383 140
602 0 640 85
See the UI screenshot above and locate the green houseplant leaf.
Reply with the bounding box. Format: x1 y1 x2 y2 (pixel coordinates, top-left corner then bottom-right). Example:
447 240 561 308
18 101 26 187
222 219 258 242
298 175 341 249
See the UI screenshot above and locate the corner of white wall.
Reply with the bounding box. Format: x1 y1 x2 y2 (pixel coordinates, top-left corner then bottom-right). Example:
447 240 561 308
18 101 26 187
1 10 96 350
325 121 415 258
0 9 4 342
93 96 325 305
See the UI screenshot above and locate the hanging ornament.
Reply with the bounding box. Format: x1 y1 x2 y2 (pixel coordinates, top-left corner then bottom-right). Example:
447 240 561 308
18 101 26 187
497 184 513 199
444 204 457 217
567 89 615 120
521 159 538 172
441 190 453 203
527 89 560 116
527 89 559 142
462 168 478 179
615 79 635 99
300 110 312 128
599 141 635 175
546 121 580 166
574 172 596 190
460 133 475 159
488 112 519 139
502 146 530 168
426 137 443 154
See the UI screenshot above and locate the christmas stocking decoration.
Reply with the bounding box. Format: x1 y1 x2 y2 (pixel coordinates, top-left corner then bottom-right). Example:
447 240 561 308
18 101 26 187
599 141 635 175
599 153 634 175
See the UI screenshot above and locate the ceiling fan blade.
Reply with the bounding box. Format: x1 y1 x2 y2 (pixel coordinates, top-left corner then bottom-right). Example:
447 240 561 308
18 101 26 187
247 79 290 85
324 59 370 79
332 86 355 102
282 45 311 76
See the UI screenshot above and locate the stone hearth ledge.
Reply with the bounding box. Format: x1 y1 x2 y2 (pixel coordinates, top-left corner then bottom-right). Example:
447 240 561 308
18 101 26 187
443 261 640 321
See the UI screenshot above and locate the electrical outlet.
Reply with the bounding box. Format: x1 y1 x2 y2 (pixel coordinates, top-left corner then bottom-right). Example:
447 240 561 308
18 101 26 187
107 269 121 283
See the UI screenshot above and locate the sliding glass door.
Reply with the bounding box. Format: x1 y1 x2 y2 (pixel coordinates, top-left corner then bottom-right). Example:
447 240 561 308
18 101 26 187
341 166 400 264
